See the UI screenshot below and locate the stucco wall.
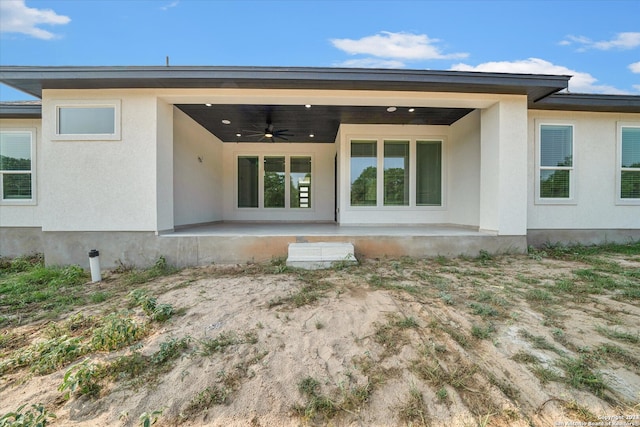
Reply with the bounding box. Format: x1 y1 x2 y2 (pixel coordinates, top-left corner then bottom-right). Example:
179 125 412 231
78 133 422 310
173 107 224 227
40 90 160 232
479 97 529 235
527 110 640 230
448 110 481 227
0 118 42 227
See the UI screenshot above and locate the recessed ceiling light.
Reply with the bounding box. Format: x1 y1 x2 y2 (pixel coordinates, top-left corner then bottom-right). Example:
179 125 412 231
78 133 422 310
205 103 212 107
221 119 231 125
236 133 242 137
305 104 311 108
309 133 315 138
387 106 397 112
408 108 415 112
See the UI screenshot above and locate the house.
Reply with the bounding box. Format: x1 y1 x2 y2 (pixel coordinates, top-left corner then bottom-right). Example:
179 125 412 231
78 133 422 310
0 66 639 268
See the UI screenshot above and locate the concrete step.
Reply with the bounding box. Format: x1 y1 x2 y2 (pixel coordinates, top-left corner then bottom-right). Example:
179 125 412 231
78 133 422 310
286 242 357 270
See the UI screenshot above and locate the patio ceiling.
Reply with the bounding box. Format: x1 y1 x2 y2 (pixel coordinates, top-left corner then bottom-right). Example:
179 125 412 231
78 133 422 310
176 104 474 143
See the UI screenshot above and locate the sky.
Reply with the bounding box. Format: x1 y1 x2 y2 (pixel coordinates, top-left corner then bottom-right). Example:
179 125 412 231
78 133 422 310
0 0 639 101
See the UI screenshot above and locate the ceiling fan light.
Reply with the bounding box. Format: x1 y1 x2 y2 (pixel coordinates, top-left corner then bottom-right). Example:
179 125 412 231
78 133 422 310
265 132 274 138
387 106 397 112
408 108 415 112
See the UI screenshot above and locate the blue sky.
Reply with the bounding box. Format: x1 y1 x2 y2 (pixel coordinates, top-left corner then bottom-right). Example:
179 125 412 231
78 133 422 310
1 0 639 101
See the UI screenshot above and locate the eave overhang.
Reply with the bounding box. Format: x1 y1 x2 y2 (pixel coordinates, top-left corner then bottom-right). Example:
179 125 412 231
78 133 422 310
0 66 569 103
532 93 640 113
0 101 42 119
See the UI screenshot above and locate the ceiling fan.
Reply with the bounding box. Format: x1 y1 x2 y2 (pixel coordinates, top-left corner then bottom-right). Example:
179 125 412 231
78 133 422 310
242 119 292 142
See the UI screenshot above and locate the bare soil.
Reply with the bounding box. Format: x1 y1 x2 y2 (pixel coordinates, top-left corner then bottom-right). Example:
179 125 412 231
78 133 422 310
1 250 639 426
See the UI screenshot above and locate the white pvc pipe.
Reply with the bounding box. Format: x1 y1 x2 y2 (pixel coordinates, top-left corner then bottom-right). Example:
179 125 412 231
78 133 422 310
89 249 102 282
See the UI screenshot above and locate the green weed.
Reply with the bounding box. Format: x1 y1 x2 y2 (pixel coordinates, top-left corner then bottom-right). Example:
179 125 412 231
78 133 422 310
293 376 337 421
595 325 639 344
183 386 229 417
151 337 191 365
90 313 147 351
58 358 103 398
397 386 429 425
0 261 88 323
471 322 495 340
0 403 56 427
122 256 177 286
557 356 606 396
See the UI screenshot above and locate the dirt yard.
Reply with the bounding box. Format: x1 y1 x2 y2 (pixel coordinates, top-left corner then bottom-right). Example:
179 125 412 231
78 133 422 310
1 245 639 426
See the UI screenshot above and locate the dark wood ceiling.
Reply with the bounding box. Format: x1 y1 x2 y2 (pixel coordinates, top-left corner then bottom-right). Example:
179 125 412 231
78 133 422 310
176 104 474 143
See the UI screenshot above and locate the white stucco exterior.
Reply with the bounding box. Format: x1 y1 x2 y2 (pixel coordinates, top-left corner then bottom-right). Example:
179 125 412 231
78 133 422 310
527 109 640 230
1 67 638 266
39 90 161 232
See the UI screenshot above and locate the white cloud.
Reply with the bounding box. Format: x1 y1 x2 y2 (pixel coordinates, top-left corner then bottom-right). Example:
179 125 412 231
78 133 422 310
160 1 180 11
0 0 70 40
560 32 640 51
633 85 640 93
333 58 406 69
451 58 629 94
331 31 468 62
630 62 640 73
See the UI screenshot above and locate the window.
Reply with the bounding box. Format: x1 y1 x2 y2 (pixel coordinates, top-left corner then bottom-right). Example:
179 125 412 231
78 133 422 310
416 141 442 206
349 138 444 208
384 141 409 206
538 124 573 200
53 100 121 140
238 156 258 208
620 126 640 201
237 155 312 209
290 157 311 208
264 156 285 208
351 141 377 206
0 130 34 203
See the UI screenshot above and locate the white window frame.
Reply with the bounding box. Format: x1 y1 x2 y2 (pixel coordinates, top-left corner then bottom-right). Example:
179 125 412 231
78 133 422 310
535 122 576 205
347 136 447 210
0 128 37 205
616 122 640 205
52 99 121 141
235 154 314 210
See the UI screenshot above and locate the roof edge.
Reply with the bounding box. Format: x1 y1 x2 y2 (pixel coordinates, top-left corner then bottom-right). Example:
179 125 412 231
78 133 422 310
0 65 570 100
0 102 42 118
533 93 640 113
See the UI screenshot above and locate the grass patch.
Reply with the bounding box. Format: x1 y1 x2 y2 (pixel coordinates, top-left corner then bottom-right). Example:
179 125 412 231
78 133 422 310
121 256 178 286
397 386 429 426
518 330 563 354
293 376 337 422
182 386 230 417
268 280 334 308
471 322 495 340
595 325 639 344
557 356 607 396
197 330 258 356
373 314 418 355
0 256 89 324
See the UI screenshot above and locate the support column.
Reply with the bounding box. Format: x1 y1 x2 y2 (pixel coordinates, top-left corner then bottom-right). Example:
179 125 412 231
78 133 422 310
479 97 528 236
156 98 174 233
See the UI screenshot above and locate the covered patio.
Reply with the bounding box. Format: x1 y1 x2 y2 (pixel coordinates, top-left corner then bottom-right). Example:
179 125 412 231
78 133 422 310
159 222 526 265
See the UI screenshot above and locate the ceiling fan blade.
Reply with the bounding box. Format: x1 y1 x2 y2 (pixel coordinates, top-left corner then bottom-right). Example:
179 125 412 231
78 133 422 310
277 135 289 141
